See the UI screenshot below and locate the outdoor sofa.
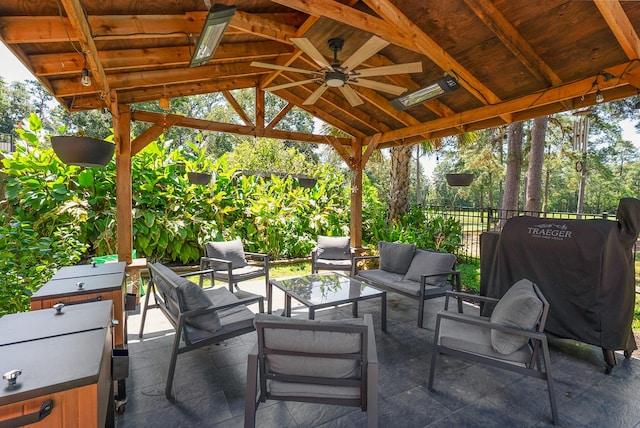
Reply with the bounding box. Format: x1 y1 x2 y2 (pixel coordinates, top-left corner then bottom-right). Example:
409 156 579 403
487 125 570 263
352 241 461 327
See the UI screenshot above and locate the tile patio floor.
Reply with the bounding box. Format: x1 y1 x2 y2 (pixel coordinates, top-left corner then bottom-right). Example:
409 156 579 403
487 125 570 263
114 277 640 428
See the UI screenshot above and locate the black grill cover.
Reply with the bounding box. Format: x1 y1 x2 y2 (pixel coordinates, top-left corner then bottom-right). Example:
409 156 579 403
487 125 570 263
481 198 640 352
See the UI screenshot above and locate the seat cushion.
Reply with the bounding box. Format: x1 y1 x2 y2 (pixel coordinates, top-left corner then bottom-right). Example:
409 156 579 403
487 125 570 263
205 238 248 269
316 236 351 260
378 241 415 274
490 279 543 354
404 249 456 284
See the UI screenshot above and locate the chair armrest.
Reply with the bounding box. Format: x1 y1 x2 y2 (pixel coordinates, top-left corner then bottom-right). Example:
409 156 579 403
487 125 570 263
244 252 269 262
436 310 546 341
444 290 499 305
363 314 378 366
353 255 379 263
180 268 215 278
200 256 233 268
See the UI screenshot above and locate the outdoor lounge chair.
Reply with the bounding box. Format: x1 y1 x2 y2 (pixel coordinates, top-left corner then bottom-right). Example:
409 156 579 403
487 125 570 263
311 235 354 274
429 279 558 425
139 262 264 399
199 238 269 297
244 313 378 428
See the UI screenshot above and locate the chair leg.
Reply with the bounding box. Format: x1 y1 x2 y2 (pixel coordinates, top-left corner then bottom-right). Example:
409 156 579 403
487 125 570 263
541 337 559 425
417 297 425 328
428 316 442 390
366 360 379 428
165 322 184 400
244 352 259 428
138 279 155 338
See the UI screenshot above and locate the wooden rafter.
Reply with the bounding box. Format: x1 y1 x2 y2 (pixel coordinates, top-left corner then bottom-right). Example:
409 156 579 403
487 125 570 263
594 0 640 60
266 103 293 130
222 91 254 126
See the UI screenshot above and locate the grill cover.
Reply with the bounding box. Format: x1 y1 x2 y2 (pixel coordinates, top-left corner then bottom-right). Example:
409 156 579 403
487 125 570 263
481 198 640 352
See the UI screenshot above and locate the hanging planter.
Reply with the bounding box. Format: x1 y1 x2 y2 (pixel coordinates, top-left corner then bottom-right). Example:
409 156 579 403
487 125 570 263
294 175 317 189
51 136 115 167
445 173 474 187
187 171 212 185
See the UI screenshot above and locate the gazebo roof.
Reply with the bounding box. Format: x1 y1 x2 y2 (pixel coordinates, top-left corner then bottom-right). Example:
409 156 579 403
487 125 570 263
2 0 640 148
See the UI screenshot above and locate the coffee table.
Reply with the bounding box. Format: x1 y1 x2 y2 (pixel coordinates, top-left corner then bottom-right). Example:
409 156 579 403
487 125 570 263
268 272 386 331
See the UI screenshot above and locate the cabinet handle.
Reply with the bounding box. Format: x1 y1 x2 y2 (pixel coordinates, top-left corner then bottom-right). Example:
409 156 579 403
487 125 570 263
0 399 54 427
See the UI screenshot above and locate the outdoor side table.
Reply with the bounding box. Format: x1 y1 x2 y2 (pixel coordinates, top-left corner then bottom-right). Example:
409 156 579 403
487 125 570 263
31 262 127 347
30 262 128 413
0 300 114 428
268 272 387 331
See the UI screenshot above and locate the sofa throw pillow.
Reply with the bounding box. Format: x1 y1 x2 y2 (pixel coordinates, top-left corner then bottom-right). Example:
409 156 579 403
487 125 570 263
177 277 222 333
316 236 351 260
490 279 543 354
404 250 456 285
378 241 415 274
205 238 247 269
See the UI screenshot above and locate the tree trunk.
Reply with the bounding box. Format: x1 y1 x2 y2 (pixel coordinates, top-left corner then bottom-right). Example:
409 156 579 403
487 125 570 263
500 121 524 226
525 116 548 214
388 144 412 222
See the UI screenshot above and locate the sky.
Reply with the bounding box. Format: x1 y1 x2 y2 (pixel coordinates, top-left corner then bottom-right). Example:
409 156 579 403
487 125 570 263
1 42 639 177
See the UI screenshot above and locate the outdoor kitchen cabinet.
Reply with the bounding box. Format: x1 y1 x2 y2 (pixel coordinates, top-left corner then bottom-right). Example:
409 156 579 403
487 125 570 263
0 300 114 427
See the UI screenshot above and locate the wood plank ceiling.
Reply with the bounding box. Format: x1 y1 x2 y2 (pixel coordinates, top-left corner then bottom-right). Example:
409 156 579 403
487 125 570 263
2 0 640 152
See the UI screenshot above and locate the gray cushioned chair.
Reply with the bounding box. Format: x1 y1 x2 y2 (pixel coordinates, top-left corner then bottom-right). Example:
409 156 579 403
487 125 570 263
311 235 354 274
429 279 558 425
245 313 378 428
139 262 264 399
199 238 269 297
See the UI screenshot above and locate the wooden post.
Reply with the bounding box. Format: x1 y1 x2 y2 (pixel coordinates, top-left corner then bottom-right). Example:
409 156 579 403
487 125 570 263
110 95 133 264
350 139 363 248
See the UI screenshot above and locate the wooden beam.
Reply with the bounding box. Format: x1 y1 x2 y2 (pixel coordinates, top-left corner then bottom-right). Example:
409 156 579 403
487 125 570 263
59 0 110 100
30 42 291 76
255 87 265 131
463 0 562 86
222 90 254 126
130 110 353 146
228 10 298 43
131 115 180 156
266 103 293 130
374 61 639 144
594 0 640 60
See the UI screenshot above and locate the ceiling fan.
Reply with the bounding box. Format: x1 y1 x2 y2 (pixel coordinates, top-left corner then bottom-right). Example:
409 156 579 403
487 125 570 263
251 35 422 107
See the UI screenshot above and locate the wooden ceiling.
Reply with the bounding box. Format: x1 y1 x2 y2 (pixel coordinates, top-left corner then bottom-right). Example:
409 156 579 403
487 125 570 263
2 0 640 150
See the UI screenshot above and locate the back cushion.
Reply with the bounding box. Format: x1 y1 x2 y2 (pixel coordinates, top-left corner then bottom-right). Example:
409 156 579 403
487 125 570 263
316 236 351 260
378 241 415 274
255 314 364 379
205 238 247 269
404 250 456 284
490 279 543 354
177 277 222 333
151 263 221 333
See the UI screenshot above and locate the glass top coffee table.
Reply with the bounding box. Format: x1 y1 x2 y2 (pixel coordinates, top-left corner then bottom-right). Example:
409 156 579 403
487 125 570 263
268 272 386 331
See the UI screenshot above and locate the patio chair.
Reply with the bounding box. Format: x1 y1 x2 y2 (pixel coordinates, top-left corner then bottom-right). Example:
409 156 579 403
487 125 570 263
199 238 269 297
428 279 558 425
311 235 354 274
244 313 378 428
139 262 264 399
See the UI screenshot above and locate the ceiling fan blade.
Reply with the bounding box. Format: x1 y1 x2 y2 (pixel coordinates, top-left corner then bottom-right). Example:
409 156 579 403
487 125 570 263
350 78 408 95
303 84 329 105
250 61 317 75
356 62 423 78
290 38 332 69
265 79 319 92
341 36 389 72
339 85 364 107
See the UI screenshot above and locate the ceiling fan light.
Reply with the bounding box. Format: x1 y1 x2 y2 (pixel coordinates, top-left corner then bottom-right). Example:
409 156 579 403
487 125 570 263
325 71 346 87
391 75 460 110
189 4 236 67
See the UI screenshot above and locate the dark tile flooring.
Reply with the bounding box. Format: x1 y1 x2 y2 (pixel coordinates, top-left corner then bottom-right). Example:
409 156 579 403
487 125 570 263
115 279 640 428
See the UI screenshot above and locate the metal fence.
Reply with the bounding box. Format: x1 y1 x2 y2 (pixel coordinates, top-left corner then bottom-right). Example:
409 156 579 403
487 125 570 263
426 206 612 263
